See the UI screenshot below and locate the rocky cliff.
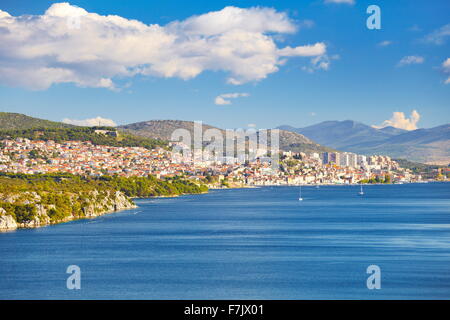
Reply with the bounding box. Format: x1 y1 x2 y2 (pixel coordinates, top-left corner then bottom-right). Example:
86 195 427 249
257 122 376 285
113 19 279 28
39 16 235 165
0 190 136 231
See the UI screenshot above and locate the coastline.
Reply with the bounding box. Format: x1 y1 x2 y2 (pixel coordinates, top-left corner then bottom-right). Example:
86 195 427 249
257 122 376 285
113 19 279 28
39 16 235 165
131 190 209 199
0 190 137 232
0 204 138 233
1 190 211 232
2 181 445 232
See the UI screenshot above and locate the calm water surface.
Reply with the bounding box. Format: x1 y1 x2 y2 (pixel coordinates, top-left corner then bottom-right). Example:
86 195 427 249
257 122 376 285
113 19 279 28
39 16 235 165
1 183 449 299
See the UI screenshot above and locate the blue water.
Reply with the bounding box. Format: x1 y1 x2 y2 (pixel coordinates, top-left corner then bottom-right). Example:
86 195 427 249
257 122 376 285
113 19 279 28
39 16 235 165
1 183 449 299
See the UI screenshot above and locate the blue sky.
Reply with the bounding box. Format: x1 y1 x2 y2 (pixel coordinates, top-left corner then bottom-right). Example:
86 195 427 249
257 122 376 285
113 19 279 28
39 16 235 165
0 0 449 129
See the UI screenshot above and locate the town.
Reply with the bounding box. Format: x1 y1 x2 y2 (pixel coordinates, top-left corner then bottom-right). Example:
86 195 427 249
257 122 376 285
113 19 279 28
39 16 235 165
0 137 424 187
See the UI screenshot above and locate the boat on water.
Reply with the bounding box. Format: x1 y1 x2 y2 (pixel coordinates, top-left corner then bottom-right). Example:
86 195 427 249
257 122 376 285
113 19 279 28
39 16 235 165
358 184 364 196
298 185 303 201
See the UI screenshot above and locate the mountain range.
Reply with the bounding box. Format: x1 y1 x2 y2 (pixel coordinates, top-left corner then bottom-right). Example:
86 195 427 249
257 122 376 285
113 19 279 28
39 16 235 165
119 120 334 154
0 113 333 155
278 120 449 164
0 112 448 164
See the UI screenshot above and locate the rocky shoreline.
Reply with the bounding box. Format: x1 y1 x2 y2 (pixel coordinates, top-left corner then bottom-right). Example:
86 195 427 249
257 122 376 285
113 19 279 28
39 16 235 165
0 190 137 231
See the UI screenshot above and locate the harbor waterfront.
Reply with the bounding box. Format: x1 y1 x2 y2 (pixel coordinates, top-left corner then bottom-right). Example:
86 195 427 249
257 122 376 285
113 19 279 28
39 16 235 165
0 183 449 299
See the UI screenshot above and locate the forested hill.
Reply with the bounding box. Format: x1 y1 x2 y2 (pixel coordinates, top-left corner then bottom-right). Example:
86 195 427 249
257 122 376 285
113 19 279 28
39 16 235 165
0 112 74 130
0 127 168 150
0 173 208 230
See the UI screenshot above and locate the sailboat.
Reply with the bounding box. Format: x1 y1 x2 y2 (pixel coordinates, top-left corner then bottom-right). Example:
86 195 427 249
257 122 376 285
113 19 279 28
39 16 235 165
298 185 303 201
358 183 364 196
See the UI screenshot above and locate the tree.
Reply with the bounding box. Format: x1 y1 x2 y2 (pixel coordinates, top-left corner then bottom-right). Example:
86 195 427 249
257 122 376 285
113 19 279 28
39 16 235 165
28 150 40 159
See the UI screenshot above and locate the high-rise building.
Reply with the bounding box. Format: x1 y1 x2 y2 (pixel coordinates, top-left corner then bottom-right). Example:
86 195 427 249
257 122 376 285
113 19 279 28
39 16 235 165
348 153 358 168
340 153 349 167
322 152 330 165
357 155 367 166
330 152 340 165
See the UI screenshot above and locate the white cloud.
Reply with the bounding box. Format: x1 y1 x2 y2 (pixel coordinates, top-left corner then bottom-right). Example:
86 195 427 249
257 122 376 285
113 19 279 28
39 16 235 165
443 58 450 69
278 43 326 57
378 40 392 47
62 116 117 127
373 110 420 131
215 92 250 105
302 54 339 73
298 19 315 29
324 0 355 4
397 55 424 67
0 3 328 90
442 58 450 84
408 25 421 32
422 23 450 45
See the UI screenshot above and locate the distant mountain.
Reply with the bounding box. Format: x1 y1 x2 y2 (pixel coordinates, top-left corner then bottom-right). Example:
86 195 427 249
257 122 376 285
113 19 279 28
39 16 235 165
119 120 218 141
278 121 450 164
120 120 334 154
278 120 397 149
377 126 407 136
0 112 73 130
346 124 450 164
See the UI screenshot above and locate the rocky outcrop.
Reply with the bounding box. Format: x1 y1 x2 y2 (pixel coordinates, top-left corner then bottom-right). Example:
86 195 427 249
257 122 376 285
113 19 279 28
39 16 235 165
0 208 17 230
0 190 136 231
82 190 135 217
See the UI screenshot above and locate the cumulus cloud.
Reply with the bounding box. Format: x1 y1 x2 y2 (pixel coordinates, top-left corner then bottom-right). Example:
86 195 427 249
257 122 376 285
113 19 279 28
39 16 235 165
397 55 424 67
373 110 420 131
442 58 450 84
215 92 250 105
277 43 326 57
62 116 117 127
0 3 328 90
378 40 392 47
302 54 339 73
422 23 450 45
324 0 355 4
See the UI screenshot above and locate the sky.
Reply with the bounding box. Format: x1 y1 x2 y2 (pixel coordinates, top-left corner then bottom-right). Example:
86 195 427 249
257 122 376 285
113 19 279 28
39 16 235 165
0 0 449 130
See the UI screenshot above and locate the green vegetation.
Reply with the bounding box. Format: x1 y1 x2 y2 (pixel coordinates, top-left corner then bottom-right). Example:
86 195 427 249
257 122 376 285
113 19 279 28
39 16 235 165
97 175 208 197
0 127 168 150
0 173 208 225
220 178 230 188
0 173 111 223
359 175 392 184
0 202 37 223
394 158 447 179
0 172 207 197
0 112 74 130
284 159 300 168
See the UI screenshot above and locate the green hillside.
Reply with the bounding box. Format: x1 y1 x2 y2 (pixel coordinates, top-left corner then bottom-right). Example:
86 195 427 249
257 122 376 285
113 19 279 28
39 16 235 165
0 112 73 130
0 127 168 150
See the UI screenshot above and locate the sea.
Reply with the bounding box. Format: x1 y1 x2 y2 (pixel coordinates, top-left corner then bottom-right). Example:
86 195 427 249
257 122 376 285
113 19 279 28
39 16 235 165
1 183 449 299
